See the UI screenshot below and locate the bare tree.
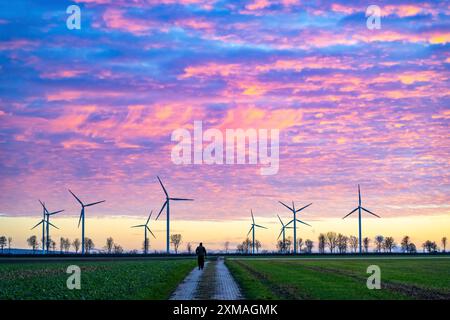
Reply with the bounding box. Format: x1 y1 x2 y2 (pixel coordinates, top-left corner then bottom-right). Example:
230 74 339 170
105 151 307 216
442 237 447 252
276 240 285 253
284 237 292 253
224 241 230 253
84 237 94 254
60 237 65 253
113 244 123 254
255 240 262 253
318 233 326 254
401 236 410 253
64 238 71 253
363 237 371 253
244 238 253 253
27 235 39 252
186 242 192 254
383 237 396 253
51 240 57 252
422 240 437 253
305 239 314 253
408 243 417 253
72 238 80 253
105 237 114 254
337 234 348 254
170 234 182 254
8 237 12 253
374 235 384 252
326 232 337 253
297 238 304 253
0 236 6 253
349 236 359 253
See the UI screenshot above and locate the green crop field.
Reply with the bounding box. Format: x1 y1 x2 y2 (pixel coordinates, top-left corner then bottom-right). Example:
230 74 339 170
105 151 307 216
0 258 195 300
225 257 450 300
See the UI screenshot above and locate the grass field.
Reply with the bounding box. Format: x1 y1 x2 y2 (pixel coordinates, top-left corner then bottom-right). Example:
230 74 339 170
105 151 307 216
225 257 450 300
0 258 195 300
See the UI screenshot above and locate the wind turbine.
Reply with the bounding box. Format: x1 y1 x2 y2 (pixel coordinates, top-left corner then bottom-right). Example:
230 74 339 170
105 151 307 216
68 190 105 255
155 176 193 254
247 210 267 254
277 214 293 253
279 201 312 254
131 210 156 254
343 184 380 253
39 200 63 253
31 200 59 254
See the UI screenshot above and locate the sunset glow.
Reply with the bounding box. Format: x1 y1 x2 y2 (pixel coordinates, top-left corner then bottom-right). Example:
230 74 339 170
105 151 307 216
0 0 448 252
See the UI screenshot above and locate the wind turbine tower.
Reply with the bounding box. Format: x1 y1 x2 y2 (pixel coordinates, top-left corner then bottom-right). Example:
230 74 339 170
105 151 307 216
69 190 105 255
342 184 380 253
155 176 193 254
279 201 312 254
247 210 267 254
39 200 63 254
131 210 156 254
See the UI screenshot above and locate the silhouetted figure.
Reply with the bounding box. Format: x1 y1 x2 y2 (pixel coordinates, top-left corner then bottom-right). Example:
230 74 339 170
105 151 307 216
195 242 207 270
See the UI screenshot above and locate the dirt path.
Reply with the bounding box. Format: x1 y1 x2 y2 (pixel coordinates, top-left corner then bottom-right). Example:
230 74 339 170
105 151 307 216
170 257 243 300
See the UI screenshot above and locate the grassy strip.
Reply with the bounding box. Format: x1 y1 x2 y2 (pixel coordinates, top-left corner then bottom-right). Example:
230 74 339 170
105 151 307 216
0 259 195 300
225 259 278 299
303 259 450 292
226 259 422 300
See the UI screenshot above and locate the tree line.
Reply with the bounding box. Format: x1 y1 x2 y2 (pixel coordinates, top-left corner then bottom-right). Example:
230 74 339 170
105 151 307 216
234 234 447 254
0 234 447 254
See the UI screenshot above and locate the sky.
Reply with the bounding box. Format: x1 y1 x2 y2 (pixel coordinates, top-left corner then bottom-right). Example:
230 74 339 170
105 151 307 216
0 0 449 252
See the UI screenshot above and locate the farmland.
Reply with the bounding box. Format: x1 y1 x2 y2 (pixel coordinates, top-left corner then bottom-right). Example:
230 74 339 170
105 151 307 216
1 256 449 300
0 258 195 299
225 257 450 300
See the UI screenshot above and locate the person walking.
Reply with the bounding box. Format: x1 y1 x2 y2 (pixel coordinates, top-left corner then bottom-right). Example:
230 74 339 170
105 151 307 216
195 242 207 270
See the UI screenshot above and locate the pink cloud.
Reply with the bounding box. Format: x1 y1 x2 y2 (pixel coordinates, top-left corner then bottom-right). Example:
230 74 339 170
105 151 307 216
102 8 159 35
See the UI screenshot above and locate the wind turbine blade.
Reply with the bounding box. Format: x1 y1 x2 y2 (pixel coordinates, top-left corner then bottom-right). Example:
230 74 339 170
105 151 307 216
255 224 267 229
277 214 284 226
285 219 294 227
68 189 84 206
146 210 153 225
247 226 253 236
358 184 361 206
277 229 283 240
147 226 156 239
39 200 49 214
49 209 64 215
131 225 145 228
296 219 312 227
342 207 358 219
155 201 167 220
85 200 105 207
295 203 312 213
47 221 59 229
157 176 169 198
31 220 44 230
251 210 255 224
362 207 380 218
279 201 293 212
169 198 194 201
77 210 83 228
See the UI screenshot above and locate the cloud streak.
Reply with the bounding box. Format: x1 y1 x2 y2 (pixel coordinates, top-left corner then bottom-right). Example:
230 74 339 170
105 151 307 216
0 0 448 225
